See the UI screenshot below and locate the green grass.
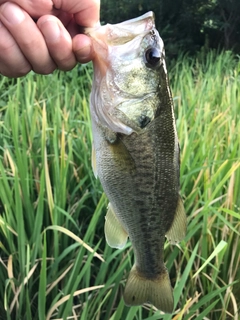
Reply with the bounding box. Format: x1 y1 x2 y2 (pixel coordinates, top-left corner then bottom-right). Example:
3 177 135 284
0 51 239 320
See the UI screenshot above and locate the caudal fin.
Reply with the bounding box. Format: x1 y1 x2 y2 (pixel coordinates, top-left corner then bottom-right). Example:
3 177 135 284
123 264 174 313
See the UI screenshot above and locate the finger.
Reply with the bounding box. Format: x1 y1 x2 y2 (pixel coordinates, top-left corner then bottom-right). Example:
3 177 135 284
0 2 56 74
0 20 31 77
72 34 94 64
0 0 57 18
53 0 100 27
38 15 77 71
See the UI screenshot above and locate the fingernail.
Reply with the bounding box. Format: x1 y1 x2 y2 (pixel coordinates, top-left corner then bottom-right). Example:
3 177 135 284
1 3 25 25
40 19 61 43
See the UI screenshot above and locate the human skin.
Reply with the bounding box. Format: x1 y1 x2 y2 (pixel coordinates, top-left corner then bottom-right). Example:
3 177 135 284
0 0 100 77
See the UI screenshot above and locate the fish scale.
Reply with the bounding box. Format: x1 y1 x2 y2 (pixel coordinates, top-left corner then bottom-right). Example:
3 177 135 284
120 121 178 261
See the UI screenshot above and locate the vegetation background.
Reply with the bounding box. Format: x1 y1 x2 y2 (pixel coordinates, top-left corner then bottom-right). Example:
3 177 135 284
0 1 240 319
101 0 240 55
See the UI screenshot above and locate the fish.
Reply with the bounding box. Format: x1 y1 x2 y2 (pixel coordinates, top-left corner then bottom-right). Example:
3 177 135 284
87 11 187 313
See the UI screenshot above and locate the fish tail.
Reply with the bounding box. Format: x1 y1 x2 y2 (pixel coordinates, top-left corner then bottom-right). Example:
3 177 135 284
123 264 174 313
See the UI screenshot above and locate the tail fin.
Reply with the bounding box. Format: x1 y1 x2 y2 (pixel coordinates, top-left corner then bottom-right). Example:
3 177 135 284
123 264 174 313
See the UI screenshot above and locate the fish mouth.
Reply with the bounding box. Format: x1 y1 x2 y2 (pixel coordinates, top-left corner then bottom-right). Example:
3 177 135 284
86 11 155 46
89 12 163 135
87 11 157 75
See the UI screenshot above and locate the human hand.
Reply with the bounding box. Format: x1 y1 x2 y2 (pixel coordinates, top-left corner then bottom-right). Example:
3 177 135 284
0 0 100 77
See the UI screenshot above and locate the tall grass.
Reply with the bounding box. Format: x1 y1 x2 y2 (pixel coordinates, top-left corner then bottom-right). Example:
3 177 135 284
0 51 239 320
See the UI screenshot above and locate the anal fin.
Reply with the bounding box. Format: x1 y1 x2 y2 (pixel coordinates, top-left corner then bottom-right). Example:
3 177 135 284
166 195 187 244
104 203 128 249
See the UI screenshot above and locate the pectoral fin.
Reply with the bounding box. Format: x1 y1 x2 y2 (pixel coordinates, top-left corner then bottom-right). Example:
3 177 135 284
166 195 187 244
104 203 128 249
91 143 98 178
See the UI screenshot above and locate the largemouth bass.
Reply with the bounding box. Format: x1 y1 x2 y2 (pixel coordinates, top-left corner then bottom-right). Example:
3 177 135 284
88 12 187 313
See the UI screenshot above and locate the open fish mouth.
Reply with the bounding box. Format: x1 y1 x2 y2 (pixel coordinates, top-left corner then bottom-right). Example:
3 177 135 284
88 12 165 135
85 11 156 45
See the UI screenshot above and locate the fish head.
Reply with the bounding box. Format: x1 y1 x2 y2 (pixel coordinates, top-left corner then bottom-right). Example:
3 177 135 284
89 12 167 135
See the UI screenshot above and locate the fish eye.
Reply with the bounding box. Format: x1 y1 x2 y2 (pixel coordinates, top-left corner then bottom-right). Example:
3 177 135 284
144 47 161 69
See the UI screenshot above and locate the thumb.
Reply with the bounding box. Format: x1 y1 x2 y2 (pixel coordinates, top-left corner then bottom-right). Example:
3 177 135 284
52 0 100 27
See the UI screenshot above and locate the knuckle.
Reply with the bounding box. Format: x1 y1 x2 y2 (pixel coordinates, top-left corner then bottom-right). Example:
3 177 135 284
0 60 31 78
16 66 32 77
33 63 57 75
52 0 62 10
0 39 15 54
0 67 31 78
